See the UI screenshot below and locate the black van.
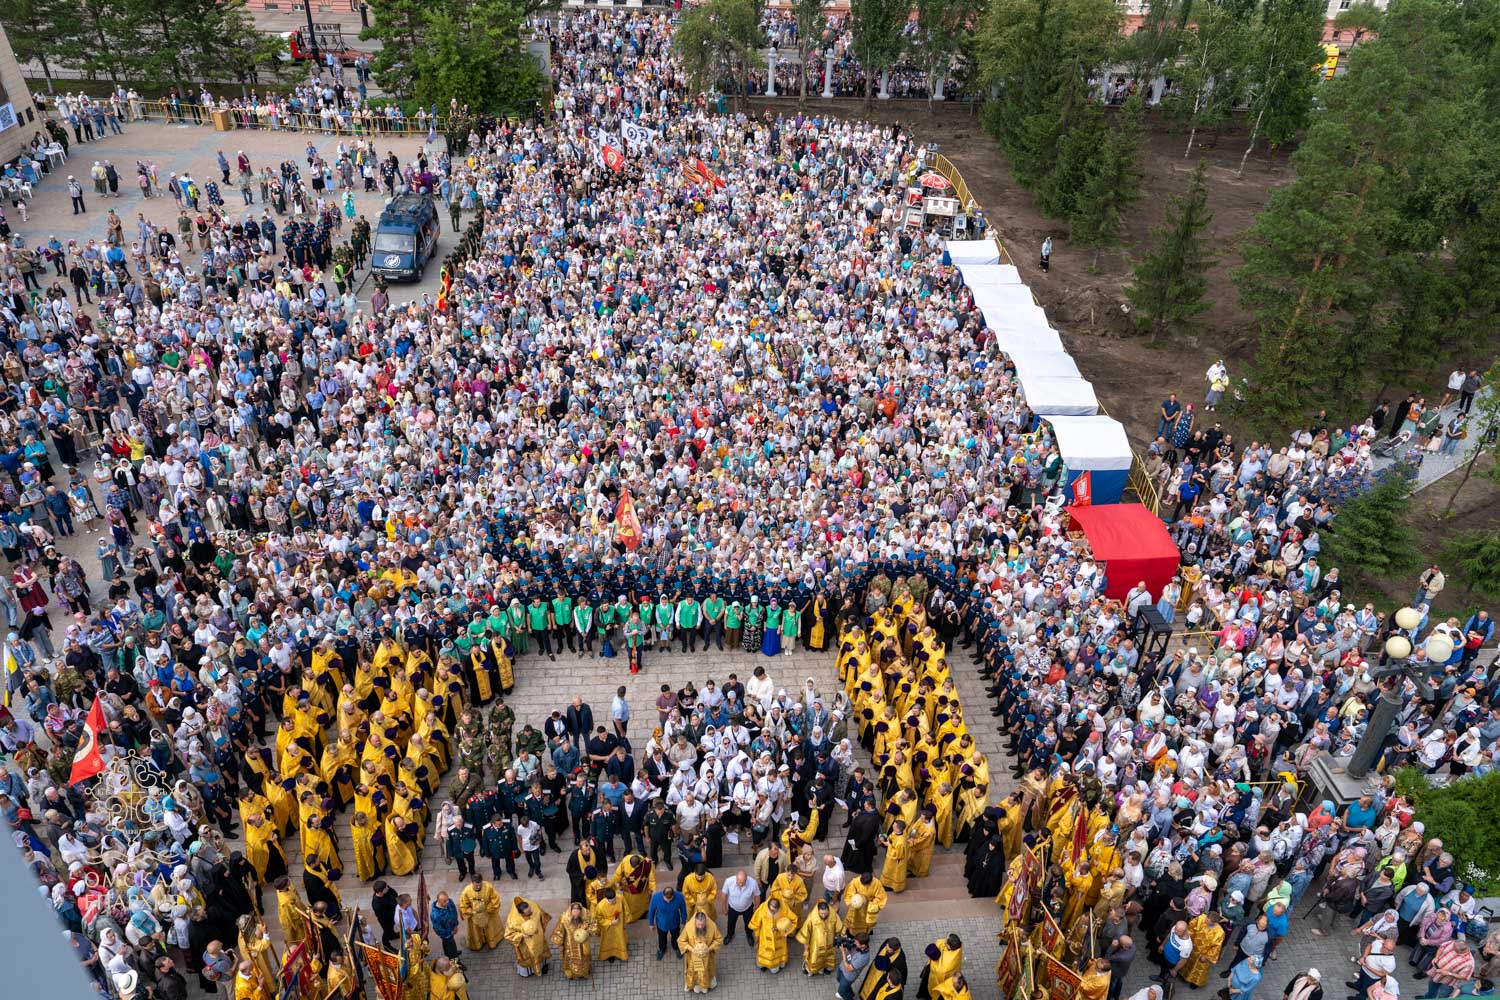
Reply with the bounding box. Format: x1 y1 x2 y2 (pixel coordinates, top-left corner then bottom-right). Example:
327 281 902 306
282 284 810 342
371 194 441 282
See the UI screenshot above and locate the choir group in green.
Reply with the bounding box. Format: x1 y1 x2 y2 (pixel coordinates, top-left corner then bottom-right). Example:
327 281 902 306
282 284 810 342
451 592 820 676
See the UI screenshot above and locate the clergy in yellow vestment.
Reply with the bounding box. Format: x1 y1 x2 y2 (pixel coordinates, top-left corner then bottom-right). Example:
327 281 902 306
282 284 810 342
1061 860 1096 929
678 912 722 993
682 866 719 920
931 784 955 848
932 971 973 1000
880 823 909 893
1178 912 1226 987
611 854 656 924
746 898 797 972
386 814 422 876
236 917 278 994
458 876 503 951
275 879 308 949
768 869 809 922
920 935 964 1000
1078 959 1112 1000
428 958 468 1000
842 873 887 936
861 939 907 1000
550 903 598 980
351 810 379 882
503 897 552 977
796 899 844 974
242 813 285 885
593 888 629 962
906 812 937 879
233 962 272 1000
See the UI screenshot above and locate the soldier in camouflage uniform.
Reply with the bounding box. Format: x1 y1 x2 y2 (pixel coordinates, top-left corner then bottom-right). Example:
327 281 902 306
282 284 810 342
455 707 487 779
487 699 515 773
350 216 371 270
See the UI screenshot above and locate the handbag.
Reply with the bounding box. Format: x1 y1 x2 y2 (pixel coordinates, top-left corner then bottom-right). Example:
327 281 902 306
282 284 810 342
601 637 615 658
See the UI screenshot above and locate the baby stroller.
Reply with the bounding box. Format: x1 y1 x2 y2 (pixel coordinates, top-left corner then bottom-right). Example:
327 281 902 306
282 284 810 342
1373 429 1413 459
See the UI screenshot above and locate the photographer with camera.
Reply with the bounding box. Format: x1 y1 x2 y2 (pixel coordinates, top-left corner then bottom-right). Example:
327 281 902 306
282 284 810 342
836 932 872 1000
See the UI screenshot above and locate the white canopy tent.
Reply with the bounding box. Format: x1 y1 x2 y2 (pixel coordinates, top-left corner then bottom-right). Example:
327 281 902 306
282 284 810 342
1044 414 1133 504
1021 376 1100 416
943 239 1003 265
1007 350 1082 381
956 262 1024 286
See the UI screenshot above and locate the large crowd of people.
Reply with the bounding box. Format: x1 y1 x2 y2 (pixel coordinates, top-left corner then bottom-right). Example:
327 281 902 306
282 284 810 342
0 7 1496 1000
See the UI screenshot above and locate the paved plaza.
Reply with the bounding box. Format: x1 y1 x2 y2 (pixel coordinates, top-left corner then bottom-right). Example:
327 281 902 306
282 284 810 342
11 119 451 307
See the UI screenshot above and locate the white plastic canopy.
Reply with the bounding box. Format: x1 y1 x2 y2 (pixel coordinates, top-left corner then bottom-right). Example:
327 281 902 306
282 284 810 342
942 239 1002 265
1021 376 1100 416
1007 350 1082 380
1044 415 1132 472
956 262 1023 286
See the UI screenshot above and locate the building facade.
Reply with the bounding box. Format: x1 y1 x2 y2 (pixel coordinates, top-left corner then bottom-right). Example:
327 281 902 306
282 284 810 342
1117 0 1388 40
0 25 38 165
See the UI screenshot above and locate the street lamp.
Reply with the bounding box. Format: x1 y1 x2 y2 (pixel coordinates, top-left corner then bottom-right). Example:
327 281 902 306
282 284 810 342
1346 607 1433 780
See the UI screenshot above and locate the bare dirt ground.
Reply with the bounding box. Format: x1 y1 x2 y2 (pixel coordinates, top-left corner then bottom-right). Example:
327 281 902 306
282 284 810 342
750 97 1295 443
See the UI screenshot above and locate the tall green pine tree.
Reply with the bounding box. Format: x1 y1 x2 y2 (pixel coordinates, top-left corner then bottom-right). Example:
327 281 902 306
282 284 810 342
1067 97 1144 265
1125 159 1216 340
1319 473 1421 585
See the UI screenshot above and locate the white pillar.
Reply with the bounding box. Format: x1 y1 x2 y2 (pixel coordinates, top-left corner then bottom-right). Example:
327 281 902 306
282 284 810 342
823 52 835 98
934 76 945 100
879 69 890 100
766 49 778 96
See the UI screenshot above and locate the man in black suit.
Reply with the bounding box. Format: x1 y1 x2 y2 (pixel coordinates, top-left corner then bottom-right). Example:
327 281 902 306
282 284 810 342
565 696 595 741
617 789 648 855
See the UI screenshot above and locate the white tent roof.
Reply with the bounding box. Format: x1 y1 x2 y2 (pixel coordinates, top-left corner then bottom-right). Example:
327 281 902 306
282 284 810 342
1045 415 1133 471
957 262 1023 286
1007 350 1082 380
944 239 1002 265
1022 376 1099 416
992 324 1065 354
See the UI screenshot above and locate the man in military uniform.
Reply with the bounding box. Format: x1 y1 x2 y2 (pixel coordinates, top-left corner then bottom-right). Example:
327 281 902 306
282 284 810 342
350 215 369 269
456 743 486 787
483 701 514 779
480 812 518 881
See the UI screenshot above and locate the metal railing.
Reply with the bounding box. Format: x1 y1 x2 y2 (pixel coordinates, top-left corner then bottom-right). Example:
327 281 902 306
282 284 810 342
131 100 444 136
929 152 1012 265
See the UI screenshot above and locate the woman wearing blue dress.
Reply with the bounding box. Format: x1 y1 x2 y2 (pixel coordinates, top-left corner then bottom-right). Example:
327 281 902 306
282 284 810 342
762 599 783 656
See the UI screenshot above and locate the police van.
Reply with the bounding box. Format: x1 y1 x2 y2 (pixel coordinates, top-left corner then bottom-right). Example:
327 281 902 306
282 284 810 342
371 194 441 282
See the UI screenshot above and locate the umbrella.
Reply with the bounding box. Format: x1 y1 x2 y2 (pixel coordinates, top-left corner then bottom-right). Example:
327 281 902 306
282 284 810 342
917 172 951 189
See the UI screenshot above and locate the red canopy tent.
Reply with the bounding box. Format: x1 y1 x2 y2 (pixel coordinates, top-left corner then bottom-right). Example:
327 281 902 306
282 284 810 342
1068 504 1180 601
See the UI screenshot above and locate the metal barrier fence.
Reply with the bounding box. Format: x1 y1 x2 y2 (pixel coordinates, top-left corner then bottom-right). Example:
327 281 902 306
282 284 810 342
929 152 1012 266
133 100 443 136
